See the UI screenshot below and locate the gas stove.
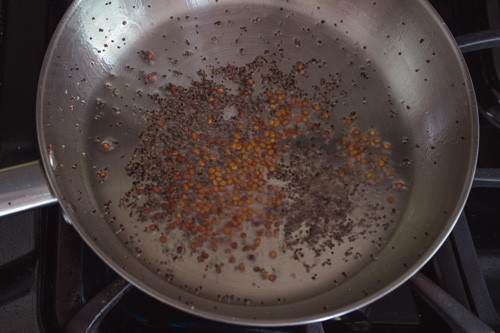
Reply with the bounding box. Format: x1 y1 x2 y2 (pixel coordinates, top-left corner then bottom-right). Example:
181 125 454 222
1 0 500 332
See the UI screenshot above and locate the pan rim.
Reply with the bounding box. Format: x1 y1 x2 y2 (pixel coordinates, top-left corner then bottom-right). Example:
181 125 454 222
36 0 479 326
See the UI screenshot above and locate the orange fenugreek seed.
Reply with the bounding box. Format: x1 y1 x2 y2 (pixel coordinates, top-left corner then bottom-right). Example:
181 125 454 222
145 51 154 61
394 180 405 189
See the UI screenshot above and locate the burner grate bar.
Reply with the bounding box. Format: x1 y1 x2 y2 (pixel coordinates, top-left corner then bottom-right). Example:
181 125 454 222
473 168 500 188
451 215 500 329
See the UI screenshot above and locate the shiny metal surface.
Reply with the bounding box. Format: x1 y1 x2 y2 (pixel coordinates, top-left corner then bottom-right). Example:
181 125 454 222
35 0 478 325
0 161 57 217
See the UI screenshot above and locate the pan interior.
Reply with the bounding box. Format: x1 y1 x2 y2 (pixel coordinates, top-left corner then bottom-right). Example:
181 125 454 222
38 0 477 323
80 2 413 305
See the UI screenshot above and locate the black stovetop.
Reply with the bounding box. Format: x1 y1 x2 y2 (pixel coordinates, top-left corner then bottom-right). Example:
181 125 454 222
1 0 500 332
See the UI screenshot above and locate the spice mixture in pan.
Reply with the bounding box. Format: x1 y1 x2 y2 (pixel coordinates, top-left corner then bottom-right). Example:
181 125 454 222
118 55 405 282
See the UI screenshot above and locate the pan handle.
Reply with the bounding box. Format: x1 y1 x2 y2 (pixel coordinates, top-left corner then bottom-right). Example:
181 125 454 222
0 161 57 218
456 29 500 53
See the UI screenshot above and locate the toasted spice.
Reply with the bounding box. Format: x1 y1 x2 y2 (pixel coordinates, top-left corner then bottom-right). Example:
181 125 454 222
120 56 400 279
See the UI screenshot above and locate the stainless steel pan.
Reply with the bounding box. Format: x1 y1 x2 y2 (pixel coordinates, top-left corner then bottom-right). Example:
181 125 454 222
0 0 478 326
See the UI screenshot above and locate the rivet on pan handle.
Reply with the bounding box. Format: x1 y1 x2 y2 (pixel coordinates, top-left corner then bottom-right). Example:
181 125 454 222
0 160 57 218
